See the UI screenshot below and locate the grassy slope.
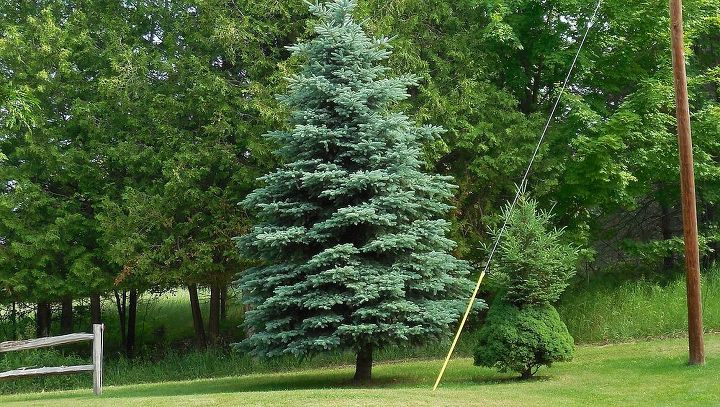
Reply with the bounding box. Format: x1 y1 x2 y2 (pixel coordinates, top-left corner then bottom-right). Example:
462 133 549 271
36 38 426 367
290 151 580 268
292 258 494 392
2 335 719 407
559 269 720 343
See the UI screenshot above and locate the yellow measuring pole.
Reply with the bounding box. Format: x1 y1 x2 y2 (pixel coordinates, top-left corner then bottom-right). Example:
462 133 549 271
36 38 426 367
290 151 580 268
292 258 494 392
432 269 486 391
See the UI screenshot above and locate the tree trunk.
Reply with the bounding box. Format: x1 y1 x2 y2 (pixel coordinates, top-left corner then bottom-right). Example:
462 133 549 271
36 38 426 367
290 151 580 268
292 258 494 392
11 302 17 340
243 303 254 338
114 290 127 351
60 297 73 334
660 199 675 273
188 284 207 348
209 283 221 342
36 302 52 337
220 284 228 321
521 367 533 380
90 293 102 325
126 289 138 358
353 343 373 383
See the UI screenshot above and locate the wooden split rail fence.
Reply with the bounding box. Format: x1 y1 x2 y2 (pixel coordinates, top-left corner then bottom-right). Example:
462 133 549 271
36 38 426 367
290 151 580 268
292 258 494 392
0 324 104 395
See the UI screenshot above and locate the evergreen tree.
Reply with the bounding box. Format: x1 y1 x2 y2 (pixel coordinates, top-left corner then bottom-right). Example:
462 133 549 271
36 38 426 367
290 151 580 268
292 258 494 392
488 195 579 306
236 0 476 382
475 195 578 378
0 5 112 336
93 0 307 349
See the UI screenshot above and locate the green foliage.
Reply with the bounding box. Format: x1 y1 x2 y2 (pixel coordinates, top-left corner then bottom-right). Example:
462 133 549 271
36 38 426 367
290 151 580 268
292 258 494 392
489 195 579 306
355 0 720 274
92 0 308 291
476 196 577 378
237 0 476 365
0 4 111 303
0 0 718 391
551 0 720 268
474 301 574 378
356 0 545 260
0 0 310 308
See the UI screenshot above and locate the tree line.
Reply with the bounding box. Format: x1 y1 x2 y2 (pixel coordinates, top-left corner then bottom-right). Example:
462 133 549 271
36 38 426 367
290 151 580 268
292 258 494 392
0 0 308 352
1 0 718 355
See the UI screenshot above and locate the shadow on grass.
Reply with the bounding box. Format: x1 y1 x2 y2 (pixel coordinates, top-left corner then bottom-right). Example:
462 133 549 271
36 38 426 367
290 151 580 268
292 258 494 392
468 374 552 386
8 362 553 403
11 370 423 403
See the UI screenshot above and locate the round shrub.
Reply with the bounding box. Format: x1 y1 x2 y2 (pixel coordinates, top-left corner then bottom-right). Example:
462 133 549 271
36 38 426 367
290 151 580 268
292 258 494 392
474 301 574 378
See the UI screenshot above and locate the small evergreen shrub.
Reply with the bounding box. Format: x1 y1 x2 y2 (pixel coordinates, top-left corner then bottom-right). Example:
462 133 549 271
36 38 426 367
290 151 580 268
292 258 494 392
475 195 578 378
474 301 574 379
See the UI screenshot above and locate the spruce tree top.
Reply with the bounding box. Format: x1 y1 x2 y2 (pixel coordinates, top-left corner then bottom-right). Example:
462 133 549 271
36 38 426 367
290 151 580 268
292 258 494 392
490 195 579 306
236 0 476 359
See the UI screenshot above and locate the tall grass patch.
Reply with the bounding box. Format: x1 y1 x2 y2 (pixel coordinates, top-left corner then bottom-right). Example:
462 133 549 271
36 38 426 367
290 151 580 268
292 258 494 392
559 267 720 343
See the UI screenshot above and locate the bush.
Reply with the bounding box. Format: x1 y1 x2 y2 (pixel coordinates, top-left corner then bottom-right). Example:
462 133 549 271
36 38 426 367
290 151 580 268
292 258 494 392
474 301 574 378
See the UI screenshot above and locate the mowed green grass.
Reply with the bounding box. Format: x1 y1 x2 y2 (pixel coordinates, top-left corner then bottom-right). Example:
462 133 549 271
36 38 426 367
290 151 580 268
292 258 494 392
2 335 719 406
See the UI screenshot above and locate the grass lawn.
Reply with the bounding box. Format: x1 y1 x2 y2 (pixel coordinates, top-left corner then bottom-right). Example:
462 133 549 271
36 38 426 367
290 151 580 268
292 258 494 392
2 334 719 406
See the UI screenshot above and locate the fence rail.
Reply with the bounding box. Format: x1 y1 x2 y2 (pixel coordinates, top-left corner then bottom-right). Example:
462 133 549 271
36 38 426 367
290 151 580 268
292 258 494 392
0 365 94 380
0 333 94 353
0 324 104 395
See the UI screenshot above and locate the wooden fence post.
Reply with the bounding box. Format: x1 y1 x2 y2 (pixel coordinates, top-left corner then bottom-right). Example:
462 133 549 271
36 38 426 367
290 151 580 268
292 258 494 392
92 324 104 396
1 328 103 393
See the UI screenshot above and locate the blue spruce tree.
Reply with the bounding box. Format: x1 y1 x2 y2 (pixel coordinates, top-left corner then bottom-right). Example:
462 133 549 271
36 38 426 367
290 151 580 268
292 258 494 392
236 0 476 382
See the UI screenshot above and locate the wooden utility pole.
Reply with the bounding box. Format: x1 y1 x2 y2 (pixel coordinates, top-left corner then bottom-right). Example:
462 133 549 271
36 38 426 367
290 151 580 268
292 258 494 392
669 0 705 365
